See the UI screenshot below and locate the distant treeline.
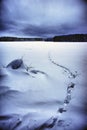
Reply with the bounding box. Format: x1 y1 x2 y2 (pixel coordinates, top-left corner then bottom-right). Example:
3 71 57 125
0 34 87 42
53 34 87 42
0 37 43 41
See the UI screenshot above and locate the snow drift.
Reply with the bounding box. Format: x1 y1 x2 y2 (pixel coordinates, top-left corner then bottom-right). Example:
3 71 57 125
0 42 86 130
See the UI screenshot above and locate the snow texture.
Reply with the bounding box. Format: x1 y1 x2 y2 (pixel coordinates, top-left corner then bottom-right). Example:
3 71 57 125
0 42 87 130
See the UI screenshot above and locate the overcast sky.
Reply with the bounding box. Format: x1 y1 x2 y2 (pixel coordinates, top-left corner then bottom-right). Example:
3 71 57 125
0 0 87 37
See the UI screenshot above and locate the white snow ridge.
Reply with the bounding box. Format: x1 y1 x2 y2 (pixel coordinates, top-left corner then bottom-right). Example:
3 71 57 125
0 42 87 130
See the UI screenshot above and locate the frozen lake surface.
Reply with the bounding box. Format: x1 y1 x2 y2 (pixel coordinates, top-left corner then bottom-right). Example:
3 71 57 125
0 42 87 130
